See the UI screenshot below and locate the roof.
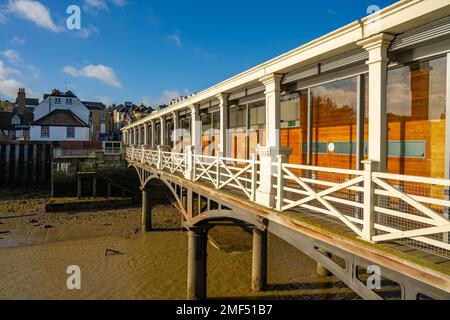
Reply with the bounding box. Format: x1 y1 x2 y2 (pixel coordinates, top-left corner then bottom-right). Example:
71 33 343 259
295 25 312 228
0 111 34 130
43 90 78 99
15 97 39 106
83 101 106 111
31 109 88 127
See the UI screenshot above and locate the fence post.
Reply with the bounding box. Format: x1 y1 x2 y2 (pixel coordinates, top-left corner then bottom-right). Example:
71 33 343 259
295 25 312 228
192 149 197 181
276 155 285 211
157 146 162 170
251 153 257 202
216 152 222 189
362 160 379 242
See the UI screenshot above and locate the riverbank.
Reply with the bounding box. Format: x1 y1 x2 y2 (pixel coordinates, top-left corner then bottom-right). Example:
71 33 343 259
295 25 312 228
0 188 359 300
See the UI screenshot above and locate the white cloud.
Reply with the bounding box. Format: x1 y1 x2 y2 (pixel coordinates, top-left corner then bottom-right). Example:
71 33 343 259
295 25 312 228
0 60 23 99
0 78 24 99
3 50 21 63
11 36 26 45
167 34 182 48
74 25 99 39
63 64 122 88
7 0 61 32
96 96 112 106
83 0 127 12
0 60 21 78
143 89 191 107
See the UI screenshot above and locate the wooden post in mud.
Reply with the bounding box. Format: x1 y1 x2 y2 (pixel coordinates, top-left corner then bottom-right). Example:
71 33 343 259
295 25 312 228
141 188 152 232
252 226 268 291
92 176 97 199
107 183 112 199
14 144 20 185
187 225 208 300
32 144 37 184
23 144 29 185
5 144 10 185
77 174 82 199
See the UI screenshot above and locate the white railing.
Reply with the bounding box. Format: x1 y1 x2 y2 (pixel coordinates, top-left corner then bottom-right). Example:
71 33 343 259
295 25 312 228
126 146 450 258
193 153 258 201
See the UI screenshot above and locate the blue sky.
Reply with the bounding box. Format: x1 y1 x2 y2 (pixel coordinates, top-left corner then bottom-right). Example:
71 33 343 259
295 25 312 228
0 0 397 107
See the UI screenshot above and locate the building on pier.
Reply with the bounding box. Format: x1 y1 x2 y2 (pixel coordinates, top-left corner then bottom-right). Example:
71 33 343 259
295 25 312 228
122 0 450 300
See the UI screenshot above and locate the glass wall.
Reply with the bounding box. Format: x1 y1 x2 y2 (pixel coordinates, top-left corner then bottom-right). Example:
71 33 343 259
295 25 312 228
166 118 174 147
179 114 191 153
311 77 358 169
248 100 265 156
229 104 248 159
229 99 266 159
280 90 308 164
387 56 447 178
201 110 220 156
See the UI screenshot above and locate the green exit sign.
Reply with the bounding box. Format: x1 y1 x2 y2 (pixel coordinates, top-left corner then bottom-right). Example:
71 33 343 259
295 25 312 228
288 121 296 127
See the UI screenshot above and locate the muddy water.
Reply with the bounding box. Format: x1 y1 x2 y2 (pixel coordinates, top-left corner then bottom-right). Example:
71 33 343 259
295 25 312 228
0 188 359 300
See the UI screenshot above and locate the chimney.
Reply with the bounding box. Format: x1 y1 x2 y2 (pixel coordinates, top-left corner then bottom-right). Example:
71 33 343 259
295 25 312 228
17 88 26 115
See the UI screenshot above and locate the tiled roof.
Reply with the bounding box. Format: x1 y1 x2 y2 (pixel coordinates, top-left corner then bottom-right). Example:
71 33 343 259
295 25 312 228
31 109 88 127
15 98 39 106
0 111 33 130
83 101 106 111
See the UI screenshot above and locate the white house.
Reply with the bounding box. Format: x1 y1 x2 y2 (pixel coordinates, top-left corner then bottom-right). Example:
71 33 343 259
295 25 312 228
30 90 90 141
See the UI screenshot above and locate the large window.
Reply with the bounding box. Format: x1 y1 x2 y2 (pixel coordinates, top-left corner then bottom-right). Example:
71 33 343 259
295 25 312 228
387 56 447 178
280 91 308 165
311 77 358 169
229 104 248 159
201 110 219 156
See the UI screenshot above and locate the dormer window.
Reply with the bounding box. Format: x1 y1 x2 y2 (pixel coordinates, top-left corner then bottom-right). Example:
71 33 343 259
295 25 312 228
11 116 20 125
66 98 72 105
55 98 61 104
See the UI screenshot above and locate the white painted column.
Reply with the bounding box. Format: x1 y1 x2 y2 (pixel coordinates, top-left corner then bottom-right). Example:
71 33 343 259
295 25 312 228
260 73 283 148
190 105 202 154
172 112 179 151
144 123 148 146
256 73 290 208
216 93 229 156
159 117 165 146
358 33 394 172
150 120 155 148
138 126 142 146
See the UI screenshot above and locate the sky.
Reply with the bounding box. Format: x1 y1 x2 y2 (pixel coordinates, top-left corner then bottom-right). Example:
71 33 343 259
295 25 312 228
0 0 397 107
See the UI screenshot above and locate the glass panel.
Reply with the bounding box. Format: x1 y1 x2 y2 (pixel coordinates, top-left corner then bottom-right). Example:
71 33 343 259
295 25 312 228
387 56 447 178
280 91 308 164
179 116 191 153
229 104 247 159
311 77 358 169
248 100 265 155
201 111 220 156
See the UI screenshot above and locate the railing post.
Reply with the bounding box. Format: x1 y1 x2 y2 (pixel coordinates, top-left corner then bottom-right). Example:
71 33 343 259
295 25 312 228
141 145 145 163
157 146 162 170
192 149 197 181
362 160 379 242
251 153 257 202
184 147 193 180
276 155 285 211
216 152 222 189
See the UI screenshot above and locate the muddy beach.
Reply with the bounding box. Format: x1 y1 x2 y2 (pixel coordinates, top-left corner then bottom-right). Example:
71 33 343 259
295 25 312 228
0 187 359 300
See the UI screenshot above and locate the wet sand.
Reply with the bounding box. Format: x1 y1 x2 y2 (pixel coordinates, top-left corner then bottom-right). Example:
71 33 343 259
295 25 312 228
0 188 359 300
